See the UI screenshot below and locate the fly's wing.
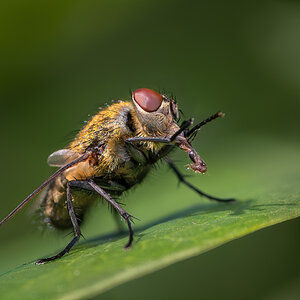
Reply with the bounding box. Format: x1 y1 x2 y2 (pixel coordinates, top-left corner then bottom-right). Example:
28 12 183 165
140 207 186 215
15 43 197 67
47 149 81 167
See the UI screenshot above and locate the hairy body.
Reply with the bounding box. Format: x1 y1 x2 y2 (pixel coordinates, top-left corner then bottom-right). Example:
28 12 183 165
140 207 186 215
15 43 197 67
41 101 179 229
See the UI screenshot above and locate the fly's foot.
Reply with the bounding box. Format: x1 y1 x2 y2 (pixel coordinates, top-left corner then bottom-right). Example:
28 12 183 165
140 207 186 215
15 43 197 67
122 212 134 249
36 256 59 265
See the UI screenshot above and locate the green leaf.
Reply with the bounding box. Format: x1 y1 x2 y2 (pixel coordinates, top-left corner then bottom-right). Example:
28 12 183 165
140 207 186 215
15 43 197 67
0 160 299 298
0 138 300 300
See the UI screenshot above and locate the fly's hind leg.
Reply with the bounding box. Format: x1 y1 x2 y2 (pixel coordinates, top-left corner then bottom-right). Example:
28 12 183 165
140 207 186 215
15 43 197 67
166 158 236 203
36 182 81 264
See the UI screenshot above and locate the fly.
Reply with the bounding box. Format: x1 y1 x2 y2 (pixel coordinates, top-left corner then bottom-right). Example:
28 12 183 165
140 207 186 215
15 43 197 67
0 88 235 264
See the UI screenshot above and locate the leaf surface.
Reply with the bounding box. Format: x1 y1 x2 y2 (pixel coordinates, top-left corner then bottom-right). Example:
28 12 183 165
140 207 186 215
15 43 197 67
0 139 299 300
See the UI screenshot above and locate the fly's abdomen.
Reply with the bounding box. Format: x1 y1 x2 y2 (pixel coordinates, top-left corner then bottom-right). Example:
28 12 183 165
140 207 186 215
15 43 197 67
39 175 71 229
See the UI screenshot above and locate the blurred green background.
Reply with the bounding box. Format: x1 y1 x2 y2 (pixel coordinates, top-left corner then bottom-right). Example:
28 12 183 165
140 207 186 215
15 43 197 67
0 0 300 299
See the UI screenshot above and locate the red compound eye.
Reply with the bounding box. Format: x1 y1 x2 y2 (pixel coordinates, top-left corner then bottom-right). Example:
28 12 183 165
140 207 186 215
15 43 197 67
133 88 163 112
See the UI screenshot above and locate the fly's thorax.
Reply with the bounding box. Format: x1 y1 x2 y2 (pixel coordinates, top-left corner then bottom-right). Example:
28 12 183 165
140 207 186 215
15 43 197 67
69 101 134 153
65 102 136 178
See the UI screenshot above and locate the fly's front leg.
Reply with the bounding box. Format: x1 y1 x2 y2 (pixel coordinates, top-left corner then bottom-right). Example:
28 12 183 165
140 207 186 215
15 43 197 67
126 119 193 144
36 182 81 264
87 179 134 248
166 158 235 203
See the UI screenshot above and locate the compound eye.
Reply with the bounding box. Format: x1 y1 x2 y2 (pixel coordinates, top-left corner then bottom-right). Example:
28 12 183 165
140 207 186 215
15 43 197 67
133 88 163 112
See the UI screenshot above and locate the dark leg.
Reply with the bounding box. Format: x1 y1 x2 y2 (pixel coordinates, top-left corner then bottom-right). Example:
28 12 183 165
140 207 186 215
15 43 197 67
166 158 235 203
126 111 223 145
36 182 81 264
87 179 134 248
126 119 193 144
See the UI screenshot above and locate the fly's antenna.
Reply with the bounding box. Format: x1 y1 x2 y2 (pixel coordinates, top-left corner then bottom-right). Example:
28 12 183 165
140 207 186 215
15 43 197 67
0 151 91 227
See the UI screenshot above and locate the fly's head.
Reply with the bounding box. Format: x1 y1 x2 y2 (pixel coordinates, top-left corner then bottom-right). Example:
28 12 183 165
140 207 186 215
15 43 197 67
131 88 223 174
132 88 179 136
